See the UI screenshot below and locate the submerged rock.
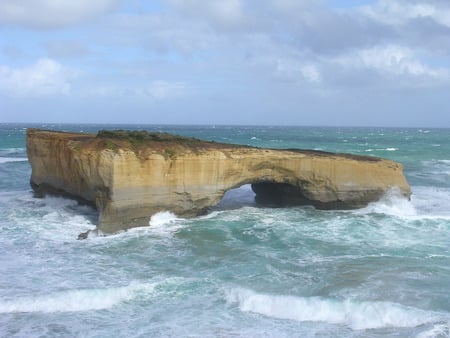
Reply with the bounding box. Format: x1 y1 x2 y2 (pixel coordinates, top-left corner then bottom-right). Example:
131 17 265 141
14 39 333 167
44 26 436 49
27 128 411 234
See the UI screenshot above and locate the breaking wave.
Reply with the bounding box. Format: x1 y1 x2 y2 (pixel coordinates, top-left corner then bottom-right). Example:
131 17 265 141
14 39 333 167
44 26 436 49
356 187 450 220
145 211 185 235
0 157 28 164
0 148 26 157
225 288 446 330
0 282 156 313
357 188 417 218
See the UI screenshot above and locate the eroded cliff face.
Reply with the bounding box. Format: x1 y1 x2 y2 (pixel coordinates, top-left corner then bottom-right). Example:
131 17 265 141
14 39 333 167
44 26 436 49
27 129 411 234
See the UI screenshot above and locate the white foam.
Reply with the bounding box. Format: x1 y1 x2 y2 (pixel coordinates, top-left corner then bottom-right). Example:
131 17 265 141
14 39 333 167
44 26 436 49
365 148 398 152
0 157 28 164
416 322 450 338
0 282 156 313
146 211 184 235
225 288 445 330
0 147 26 156
357 188 417 218
7 194 96 241
149 211 179 227
410 186 450 219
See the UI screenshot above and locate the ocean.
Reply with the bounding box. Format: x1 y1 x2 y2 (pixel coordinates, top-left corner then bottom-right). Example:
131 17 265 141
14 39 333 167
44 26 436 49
0 124 449 337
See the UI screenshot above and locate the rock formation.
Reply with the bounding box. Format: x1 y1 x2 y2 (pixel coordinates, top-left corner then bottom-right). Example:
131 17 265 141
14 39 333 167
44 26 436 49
27 128 411 234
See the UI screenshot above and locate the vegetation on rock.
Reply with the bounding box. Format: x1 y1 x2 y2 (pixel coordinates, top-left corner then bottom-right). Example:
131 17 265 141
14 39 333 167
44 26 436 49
96 130 202 144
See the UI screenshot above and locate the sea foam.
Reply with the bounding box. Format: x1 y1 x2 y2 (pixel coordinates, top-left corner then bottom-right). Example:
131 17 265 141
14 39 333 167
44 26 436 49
225 288 445 330
0 282 156 313
358 188 417 218
0 157 28 164
357 187 450 221
146 211 185 235
415 322 450 338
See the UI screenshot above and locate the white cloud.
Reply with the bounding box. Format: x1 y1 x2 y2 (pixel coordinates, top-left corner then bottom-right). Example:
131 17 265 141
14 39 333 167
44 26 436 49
361 0 450 27
275 59 322 83
0 58 76 96
0 0 120 28
333 45 449 80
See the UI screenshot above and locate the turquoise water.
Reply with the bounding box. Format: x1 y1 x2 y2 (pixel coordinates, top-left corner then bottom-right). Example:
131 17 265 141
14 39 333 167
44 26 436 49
0 124 449 337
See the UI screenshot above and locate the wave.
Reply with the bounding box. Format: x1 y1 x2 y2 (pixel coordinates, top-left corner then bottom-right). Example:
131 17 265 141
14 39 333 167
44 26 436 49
0 147 26 157
130 211 186 236
5 194 97 241
0 282 156 313
149 211 179 227
356 188 417 218
409 160 450 187
0 157 28 164
416 322 450 338
225 288 446 330
364 148 398 152
355 187 450 220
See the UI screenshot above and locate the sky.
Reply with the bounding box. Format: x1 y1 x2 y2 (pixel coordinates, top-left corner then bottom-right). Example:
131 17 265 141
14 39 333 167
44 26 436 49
1 0 450 127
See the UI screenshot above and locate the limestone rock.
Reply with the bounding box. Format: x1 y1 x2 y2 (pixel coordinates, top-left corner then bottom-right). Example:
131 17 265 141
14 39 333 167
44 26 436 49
26 129 411 233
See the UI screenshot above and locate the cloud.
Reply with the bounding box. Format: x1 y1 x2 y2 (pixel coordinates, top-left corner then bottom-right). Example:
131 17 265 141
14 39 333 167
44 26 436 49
355 45 446 78
99 1 450 91
2 0 450 126
338 45 448 78
92 80 187 101
359 1 450 55
0 58 76 96
0 0 120 28
166 0 245 29
361 0 450 27
274 59 322 84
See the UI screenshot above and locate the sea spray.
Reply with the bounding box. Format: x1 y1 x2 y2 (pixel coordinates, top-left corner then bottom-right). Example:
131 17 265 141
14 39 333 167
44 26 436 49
357 188 417 218
146 211 186 235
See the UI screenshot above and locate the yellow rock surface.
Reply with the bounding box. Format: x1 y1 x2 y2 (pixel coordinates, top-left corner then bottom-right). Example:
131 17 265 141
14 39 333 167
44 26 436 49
27 129 411 233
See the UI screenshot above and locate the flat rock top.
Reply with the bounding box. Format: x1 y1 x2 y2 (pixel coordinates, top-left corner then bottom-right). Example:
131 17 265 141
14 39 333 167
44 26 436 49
27 128 382 162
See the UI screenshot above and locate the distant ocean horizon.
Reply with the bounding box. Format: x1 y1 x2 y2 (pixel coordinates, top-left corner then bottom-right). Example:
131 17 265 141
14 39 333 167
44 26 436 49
1 123 449 337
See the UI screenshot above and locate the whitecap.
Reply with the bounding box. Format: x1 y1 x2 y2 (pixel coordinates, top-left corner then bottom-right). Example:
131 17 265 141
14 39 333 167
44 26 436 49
409 186 450 220
385 148 398 151
0 147 26 157
6 194 96 241
0 282 156 313
0 157 28 164
149 211 179 227
356 188 417 218
416 322 450 338
145 211 185 235
225 288 446 330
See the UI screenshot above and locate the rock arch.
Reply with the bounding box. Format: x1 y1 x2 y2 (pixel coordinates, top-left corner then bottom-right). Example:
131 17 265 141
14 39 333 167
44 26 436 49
27 129 411 234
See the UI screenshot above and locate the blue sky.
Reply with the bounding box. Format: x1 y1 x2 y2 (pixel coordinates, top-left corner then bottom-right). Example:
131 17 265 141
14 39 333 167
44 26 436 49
1 0 450 127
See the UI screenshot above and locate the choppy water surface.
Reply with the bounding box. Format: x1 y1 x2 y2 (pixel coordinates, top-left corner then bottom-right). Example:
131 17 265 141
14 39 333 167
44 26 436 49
0 124 449 337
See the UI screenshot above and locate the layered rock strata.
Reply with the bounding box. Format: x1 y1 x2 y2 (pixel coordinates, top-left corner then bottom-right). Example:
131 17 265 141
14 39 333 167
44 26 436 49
27 129 411 233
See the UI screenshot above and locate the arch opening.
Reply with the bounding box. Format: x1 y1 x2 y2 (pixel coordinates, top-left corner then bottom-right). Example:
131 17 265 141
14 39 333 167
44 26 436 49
212 184 256 211
250 181 312 207
212 180 317 212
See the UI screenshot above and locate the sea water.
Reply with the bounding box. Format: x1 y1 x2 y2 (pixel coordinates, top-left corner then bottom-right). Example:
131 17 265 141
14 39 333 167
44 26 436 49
0 124 449 337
